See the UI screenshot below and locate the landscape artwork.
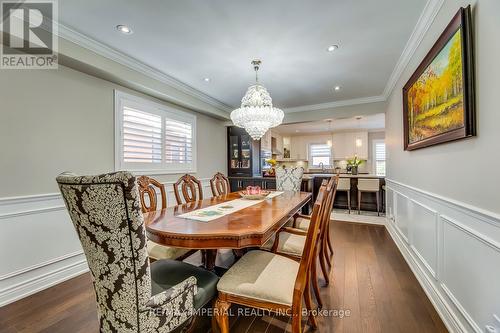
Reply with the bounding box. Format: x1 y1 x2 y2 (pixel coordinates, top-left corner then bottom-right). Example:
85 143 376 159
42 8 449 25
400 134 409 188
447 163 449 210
407 29 464 144
403 6 475 151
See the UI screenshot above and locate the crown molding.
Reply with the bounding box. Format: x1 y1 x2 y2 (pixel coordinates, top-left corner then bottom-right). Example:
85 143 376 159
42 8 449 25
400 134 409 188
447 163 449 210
381 0 445 99
54 23 232 113
283 95 386 113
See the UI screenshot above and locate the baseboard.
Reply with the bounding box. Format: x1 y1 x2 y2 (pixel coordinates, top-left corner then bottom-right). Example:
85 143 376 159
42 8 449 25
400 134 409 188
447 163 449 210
0 254 89 307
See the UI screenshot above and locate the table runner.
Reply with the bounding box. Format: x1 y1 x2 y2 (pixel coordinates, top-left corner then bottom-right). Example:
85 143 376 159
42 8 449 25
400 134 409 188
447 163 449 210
178 191 284 222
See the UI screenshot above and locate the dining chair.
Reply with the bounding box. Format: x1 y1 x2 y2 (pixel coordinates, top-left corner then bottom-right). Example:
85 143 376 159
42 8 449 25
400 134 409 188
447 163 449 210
56 171 218 333
173 174 203 205
267 176 338 308
209 172 230 196
214 185 328 333
138 175 196 262
357 178 381 216
275 167 304 192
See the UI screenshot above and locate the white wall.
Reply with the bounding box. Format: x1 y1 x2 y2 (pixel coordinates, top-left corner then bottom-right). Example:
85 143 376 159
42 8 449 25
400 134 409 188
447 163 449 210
0 65 227 197
0 64 227 306
385 1 500 332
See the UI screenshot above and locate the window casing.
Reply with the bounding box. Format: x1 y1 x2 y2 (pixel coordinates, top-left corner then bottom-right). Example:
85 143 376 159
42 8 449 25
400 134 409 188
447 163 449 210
114 91 196 174
373 140 386 176
309 143 332 167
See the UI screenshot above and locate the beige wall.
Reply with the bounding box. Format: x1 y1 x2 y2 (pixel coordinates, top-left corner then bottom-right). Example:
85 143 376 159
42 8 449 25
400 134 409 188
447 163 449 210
385 0 500 214
0 65 227 197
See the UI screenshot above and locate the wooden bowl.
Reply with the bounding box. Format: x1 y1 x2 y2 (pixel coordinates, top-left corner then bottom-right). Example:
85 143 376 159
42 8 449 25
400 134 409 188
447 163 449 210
238 190 271 200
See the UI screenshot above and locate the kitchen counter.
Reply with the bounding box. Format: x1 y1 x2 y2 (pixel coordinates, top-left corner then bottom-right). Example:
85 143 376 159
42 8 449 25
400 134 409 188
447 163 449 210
304 173 384 179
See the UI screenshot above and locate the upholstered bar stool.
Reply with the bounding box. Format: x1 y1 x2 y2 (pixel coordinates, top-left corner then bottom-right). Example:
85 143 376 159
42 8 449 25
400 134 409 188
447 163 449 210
357 178 381 216
335 177 352 213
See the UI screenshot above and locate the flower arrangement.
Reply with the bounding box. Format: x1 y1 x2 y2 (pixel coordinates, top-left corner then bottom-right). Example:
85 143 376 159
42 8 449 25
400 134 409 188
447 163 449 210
266 158 277 167
347 155 364 175
346 155 363 167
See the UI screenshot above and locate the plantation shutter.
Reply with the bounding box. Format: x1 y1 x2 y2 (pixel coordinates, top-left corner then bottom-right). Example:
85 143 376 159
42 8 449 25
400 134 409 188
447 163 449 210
309 144 332 167
116 91 197 173
374 142 386 176
164 119 193 164
122 107 162 163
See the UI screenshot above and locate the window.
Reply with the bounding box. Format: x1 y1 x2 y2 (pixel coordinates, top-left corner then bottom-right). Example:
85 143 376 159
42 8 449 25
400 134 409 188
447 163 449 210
373 140 386 176
115 91 196 174
309 143 332 167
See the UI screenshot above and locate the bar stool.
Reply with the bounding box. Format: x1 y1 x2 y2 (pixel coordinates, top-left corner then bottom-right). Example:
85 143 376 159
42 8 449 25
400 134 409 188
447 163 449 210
335 177 351 213
357 178 381 216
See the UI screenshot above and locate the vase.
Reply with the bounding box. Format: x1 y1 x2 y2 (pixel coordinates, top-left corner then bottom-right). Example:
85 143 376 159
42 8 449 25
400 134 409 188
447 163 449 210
351 166 358 175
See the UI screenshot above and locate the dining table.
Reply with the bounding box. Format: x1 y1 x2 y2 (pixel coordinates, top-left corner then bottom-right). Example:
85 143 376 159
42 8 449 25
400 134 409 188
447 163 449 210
144 190 312 271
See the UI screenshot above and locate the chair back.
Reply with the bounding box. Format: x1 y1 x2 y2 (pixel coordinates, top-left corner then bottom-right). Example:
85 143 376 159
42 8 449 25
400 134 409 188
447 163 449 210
337 177 351 191
56 171 152 332
357 178 380 192
292 182 327 305
210 172 230 196
137 175 167 213
275 167 304 192
318 175 338 249
173 174 203 204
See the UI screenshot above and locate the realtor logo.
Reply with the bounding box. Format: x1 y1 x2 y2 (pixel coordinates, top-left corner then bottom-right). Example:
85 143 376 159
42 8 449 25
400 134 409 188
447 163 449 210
1 0 58 69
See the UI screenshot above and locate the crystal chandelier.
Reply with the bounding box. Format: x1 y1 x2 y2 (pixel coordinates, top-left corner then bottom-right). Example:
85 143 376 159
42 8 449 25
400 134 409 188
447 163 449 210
230 60 284 140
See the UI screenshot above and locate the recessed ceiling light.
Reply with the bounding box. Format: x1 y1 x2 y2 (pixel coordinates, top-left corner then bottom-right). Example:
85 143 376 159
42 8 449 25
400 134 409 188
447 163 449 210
327 44 339 52
116 25 133 34
334 86 341 91
203 77 210 82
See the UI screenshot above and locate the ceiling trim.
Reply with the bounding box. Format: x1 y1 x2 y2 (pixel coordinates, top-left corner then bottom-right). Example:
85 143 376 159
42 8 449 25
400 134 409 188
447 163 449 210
55 23 233 113
283 95 386 113
47 0 442 114
381 0 445 99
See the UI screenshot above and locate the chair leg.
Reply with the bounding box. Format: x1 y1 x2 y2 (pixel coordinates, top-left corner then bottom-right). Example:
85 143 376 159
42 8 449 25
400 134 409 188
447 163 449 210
304 277 318 329
319 241 329 285
347 190 351 214
322 229 331 268
358 190 361 214
311 257 323 309
376 191 380 216
291 303 303 333
214 297 230 333
326 219 334 257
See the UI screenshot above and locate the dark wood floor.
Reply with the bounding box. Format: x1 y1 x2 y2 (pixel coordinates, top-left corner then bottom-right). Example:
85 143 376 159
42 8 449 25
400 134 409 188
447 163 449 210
0 222 447 333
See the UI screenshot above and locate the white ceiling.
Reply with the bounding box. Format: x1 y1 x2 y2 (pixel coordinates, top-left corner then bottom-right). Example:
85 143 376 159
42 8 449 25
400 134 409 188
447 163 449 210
273 113 385 135
58 0 427 110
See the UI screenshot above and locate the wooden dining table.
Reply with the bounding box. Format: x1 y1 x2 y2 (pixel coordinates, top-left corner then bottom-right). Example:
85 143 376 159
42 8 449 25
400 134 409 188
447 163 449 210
144 190 312 271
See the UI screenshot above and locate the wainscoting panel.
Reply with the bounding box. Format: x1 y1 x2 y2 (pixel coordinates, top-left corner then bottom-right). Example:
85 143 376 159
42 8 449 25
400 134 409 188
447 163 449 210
409 200 438 279
395 191 410 242
386 179 500 333
0 178 213 307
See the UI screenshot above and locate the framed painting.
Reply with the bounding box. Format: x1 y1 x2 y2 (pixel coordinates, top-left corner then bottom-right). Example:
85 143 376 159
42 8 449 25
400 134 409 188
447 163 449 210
403 6 475 151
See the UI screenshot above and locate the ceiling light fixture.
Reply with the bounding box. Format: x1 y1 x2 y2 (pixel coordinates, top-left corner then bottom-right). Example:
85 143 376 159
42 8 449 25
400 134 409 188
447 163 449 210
326 120 333 147
116 25 133 34
334 86 341 91
230 60 284 140
327 44 339 52
203 77 210 82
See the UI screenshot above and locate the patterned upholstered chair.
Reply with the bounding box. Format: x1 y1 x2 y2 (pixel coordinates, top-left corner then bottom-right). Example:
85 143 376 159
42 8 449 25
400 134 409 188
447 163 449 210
275 167 304 192
56 171 218 333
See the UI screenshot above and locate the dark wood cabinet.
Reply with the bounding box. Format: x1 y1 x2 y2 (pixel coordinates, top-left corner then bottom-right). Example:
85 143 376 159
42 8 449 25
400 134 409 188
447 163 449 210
229 177 276 192
228 126 261 177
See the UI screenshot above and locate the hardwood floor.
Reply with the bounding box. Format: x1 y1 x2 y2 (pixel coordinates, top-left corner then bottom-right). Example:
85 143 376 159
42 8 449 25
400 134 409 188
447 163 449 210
0 222 448 333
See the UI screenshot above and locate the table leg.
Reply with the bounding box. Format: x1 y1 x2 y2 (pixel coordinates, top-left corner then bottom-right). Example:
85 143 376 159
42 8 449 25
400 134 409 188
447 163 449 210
204 249 217 272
